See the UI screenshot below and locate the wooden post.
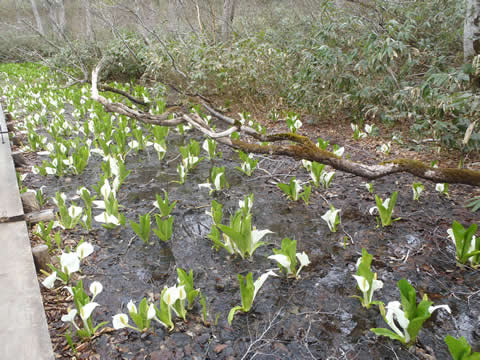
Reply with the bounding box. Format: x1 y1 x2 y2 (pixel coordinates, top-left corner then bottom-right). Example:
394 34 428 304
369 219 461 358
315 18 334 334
21 191 41 213
12 151 27 167
32 245 51 273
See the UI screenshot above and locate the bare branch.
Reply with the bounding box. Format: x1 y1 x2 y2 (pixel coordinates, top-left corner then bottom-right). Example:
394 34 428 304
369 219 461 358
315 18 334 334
115 3 188 80
91 60 183 126
98 84 148 107
183 113 238 139
90 62 480 187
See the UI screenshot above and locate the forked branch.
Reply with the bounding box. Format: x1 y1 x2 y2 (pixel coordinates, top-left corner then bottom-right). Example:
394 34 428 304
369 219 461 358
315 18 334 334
91 61 480 187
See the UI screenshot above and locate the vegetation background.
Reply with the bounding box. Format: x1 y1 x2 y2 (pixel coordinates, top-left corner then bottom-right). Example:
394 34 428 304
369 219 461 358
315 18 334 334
1 0 479 157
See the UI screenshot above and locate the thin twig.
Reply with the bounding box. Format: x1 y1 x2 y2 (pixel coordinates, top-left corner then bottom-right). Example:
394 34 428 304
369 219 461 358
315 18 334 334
240 309 283 360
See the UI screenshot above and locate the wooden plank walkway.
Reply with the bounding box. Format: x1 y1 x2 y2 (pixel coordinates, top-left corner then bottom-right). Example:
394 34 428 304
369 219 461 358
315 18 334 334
0 104 54 360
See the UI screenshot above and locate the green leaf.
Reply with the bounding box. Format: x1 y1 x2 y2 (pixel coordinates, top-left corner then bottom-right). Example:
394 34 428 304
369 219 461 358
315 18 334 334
65 331 77 354
139 298 148 317
452 221 478 264
281 237 297 273
238 273 255 312
466 196 480 212
129 311 144 330
356 248 374 284
129 213 151 243
76 328 92 339
155 191 177 217
397 278 417 319
93 321 108 333
388 191 398 214
445 335 480 360
277 183 292 198
371 328 406 343
210 200 223 225
228 306 244 325
302 184 312 204
208 226 228 252
155 288 174 330
177 268 199 309
199 292 208 324
153 215 174 242
217 211 252 258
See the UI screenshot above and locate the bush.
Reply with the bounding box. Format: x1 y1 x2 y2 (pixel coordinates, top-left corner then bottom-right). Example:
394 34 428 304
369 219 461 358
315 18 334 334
8 0 478 151
142 0 478 150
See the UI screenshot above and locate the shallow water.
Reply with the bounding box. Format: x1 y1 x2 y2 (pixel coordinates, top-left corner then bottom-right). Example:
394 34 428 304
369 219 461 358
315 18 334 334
25 122 480 359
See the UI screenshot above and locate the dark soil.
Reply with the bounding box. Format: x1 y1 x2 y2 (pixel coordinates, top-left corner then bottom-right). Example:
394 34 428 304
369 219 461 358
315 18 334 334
17 111 480 360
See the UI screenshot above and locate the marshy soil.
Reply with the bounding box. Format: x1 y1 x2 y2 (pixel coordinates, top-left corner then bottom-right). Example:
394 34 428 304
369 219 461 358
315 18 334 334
21 115 480 360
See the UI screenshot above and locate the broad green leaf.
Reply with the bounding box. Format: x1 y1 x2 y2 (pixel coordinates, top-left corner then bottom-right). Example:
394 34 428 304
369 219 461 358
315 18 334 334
371 328 406 343
445 335 480 360
238 273 255 311
397 279 417 319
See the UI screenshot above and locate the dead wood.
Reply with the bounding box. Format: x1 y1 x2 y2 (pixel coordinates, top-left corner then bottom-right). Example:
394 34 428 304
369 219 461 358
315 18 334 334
91 61 480 187
21 191 41 213
98 84 149 107
25 209 55 224
12 151 27 167
32 245 51 273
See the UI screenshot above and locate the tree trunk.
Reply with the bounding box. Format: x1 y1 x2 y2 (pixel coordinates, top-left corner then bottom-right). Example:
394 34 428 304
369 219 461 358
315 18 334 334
30 0 45 35
134 0 150 44
58 0 66 36
222 0 236 42
464 0 480 61
14 0 21 24
84 0 93 42
45 0 66 38
167 0 179 33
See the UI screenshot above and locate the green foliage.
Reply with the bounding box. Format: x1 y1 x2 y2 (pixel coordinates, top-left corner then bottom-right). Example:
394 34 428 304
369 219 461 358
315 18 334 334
33 221 55 251
449 221 480 265
141 0 474 151
69 280 108 339
352 248 383 309
374 191 400 227
371 279 450 346
129 213 151 244
153 215 174 242
215 210 272 259
445 335 480 360
154 191 177 217
101 33 149 81
228 270 276 324
127 298 152 332
176 268 200 310
466 196 480 212
235 150 258 176
228 273 255 324
269 237 310 278
277 177 307 202
5 0 476 152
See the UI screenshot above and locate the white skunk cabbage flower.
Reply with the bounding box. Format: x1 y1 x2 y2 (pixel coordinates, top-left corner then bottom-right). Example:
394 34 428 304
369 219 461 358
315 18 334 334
42 272 57 289
112 313 129 329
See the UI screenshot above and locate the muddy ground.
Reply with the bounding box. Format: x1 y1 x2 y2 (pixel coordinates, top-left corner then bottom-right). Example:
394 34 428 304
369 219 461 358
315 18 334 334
16 112 480 360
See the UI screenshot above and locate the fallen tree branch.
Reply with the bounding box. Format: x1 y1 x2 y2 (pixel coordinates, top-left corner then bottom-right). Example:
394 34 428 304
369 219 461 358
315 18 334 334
98 84 149 107
92 60 182 126
90 62 480 187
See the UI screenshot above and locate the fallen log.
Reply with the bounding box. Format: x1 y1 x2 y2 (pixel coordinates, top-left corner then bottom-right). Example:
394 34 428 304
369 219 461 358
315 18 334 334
25 209 55 224
90 60 480 187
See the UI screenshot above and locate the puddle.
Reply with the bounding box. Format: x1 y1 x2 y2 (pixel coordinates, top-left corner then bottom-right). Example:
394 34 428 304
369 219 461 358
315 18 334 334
22 119 480 359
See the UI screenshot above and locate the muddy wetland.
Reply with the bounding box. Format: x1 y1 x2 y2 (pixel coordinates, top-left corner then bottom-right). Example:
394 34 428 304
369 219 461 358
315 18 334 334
2 63 480 359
